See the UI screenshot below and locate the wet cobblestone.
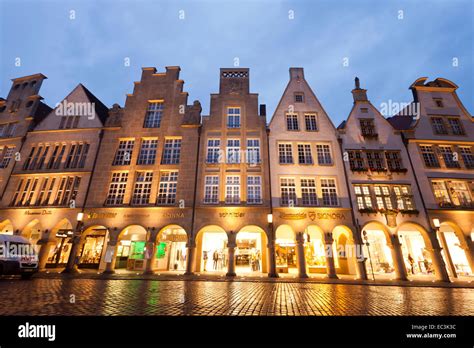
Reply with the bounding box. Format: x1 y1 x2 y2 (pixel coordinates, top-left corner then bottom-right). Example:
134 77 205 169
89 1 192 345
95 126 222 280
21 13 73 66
0 278 472 316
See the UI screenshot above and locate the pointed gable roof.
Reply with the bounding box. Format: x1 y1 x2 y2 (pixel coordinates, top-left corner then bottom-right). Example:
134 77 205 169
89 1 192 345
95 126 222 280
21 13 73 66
77 84 109 124
269 67 337 130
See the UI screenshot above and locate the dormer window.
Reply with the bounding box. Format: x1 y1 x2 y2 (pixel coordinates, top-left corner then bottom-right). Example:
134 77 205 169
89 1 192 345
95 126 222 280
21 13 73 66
294 93 304 103
433 98 444 108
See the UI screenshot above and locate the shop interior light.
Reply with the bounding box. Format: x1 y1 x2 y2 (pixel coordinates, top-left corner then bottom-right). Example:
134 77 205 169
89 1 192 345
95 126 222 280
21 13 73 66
77 212 84 222
432 218 441 228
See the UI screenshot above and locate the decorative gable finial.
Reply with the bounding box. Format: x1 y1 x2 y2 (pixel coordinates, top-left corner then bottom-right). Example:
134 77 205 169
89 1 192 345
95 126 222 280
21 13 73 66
355 76 360 89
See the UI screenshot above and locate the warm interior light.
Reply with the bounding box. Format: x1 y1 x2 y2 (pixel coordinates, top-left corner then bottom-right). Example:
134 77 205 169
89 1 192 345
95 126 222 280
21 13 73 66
77 212 84 222
267 214 273 224
432 218 441 228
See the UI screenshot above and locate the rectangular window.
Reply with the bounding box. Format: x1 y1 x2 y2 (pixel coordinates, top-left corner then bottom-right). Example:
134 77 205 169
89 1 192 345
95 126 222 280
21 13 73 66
11 179 24 206
105 172 128 206
17 178 31 206
297 144 313 164
43 178 56 205
278 143 293 164
360 119 377 137
286 114 299 131
137 139 158 165
36 145 49 170
35 178 49 206
420 145 440 168
0 146 15 168
226 139 240 164
227 107 241 128
305 114 317 131
225 176 240 204
321 179 338 206
23 147 35 170
385 151 404 171
161 139 181 164
131 172 153 205
156 171 178 205
447 118 465 135
113 140 134 166
366 151 386 171
0 123 16 138
28 145 42 170
354 185 373 210
247 176 262 204
431 117 448 135
204 175 219 204
64 144 77 169
348 150 366 171
439 145 460 168
144 102 164 128
71 143 84 168
24 178 39 206
78 143 90 168
393 185 414 211
447 181 472 208
316 144 332 165
206 139 221 164
301 178 317 206
460 147 474 169
374 185 393 210
246 139 261 164
294 93 304 103
280 178 297 206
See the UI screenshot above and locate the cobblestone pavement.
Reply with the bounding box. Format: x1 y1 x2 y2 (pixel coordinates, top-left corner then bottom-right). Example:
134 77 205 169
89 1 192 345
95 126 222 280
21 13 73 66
0 278 473 316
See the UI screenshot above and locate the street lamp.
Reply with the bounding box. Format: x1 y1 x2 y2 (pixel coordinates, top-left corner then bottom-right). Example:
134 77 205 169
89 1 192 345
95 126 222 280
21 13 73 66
362 230 375 281
267 213 273 224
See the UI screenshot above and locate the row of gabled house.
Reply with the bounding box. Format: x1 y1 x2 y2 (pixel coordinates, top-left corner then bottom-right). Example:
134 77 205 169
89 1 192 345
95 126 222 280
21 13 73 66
0 67 472 282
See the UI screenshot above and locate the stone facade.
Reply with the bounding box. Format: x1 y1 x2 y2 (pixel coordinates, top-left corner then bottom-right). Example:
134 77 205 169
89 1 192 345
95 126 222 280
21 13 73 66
0 69 472 281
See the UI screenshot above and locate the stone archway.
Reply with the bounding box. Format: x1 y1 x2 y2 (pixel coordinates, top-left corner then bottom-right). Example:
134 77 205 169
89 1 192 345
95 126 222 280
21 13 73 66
396 222 449 281
274 224 296 275
116 225 148 272
361 221 396 280
154 225 188 272
304 225 327 276
235 225 268 274
437 221 473 279
77 225 109 270
332 225 358 277
44 219 73 268
195 225 228 273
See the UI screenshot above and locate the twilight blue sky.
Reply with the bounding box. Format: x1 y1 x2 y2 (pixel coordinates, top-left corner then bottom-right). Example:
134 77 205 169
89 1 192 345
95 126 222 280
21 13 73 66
1 0 473 125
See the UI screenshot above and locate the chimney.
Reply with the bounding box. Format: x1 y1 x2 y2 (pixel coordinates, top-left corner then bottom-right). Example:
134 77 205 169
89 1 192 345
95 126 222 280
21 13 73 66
289 67 304 80
259 104 266 117
351 76 368 103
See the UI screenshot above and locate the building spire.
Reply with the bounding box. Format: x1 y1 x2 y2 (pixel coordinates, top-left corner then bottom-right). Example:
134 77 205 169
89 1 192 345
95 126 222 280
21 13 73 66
355 76 360 89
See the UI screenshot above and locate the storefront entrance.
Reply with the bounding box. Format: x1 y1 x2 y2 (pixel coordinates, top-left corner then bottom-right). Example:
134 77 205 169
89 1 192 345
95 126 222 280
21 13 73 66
46 220 73 268
235 227 267 274
199 230 228 273
154 226 187 271
275 225 297 274
116 225 147 271
438 224 472 278
305 226 327 275
78 228 108 269
363 229 395 279
398 230 433 277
